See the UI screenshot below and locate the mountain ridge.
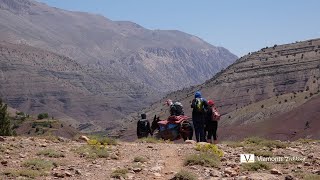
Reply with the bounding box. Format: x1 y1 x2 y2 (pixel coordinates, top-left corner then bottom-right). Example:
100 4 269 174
0 0 237 131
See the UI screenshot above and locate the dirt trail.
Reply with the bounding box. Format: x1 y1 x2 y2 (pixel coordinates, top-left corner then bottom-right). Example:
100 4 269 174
160 145 184 175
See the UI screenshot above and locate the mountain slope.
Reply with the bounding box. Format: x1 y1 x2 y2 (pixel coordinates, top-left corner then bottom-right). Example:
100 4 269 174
0 42 155 131
0 0 237 93
0 0 237 130
120 38 320 140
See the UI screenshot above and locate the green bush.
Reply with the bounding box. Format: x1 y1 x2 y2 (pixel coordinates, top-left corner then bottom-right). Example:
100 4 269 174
172 170 197 180
184 153 220 168
37 113 49 120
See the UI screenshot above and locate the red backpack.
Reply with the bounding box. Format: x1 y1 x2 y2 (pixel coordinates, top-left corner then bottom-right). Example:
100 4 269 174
211 107 221 121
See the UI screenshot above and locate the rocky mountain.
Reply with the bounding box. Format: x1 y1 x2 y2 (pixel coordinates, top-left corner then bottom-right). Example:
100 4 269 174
0 0 237 92
120 38 320 141
0 42 154 131
0 0 237 130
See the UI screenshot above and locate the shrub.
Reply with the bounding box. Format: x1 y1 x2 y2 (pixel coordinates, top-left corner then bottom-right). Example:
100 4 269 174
37 149 65 158
23 159 56 172
88 135 117 146
3 169 41 178
195 143 224 157
243 147 274 157
37 113 49 120
223 141 244 148
74 145 110 159
241 162 271 171
133 156 147 163
304 174 320 180
111 168 128 179
172 170 197 180
244 137 288 148
184 153 220 168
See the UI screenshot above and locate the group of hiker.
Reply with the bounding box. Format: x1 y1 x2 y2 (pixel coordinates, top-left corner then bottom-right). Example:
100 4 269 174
137 91 220 144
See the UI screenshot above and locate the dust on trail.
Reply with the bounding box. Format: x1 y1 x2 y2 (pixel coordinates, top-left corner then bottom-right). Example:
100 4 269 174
160 144 184 174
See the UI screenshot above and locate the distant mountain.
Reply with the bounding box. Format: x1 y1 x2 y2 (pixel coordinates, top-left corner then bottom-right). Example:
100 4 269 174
120 38 320 141
0 0 237 131
0 0 237 92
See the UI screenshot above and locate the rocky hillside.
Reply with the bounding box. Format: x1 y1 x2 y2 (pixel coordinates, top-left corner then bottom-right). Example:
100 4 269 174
0 42 155 131
119 38 320 141
0 136 319 180
0 0 237 93
0 0 237 131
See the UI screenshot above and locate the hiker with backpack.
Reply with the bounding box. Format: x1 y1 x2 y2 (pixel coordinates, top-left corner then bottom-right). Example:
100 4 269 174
165 99 184 116
205 100 220 144
137 113 152 139
191 91 208 142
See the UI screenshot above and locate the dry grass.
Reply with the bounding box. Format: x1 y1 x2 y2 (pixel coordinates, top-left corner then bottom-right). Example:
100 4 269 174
37 149 65 158
111 168 128 179
133 156 147 163
23 158 56 172
244 137 288 148
172 170 197 180
74 145 110 159
241 162 271 171
184 153 220 168
2 169 42 178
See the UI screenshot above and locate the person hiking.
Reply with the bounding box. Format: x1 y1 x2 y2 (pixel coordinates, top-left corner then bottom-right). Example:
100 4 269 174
165 99 184 116
137 113 152 139
205 100 220 144
191 91 208 142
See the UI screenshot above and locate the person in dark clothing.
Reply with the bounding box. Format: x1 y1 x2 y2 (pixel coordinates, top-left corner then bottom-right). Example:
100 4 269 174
191 91 208 142
165 99 184 116
205 100 220 144
137 113 152 139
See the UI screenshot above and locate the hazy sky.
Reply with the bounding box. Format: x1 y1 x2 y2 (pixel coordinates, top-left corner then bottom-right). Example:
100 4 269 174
38 0 320 56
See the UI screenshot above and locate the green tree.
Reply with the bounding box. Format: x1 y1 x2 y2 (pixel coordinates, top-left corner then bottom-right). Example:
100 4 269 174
0 99 12 136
